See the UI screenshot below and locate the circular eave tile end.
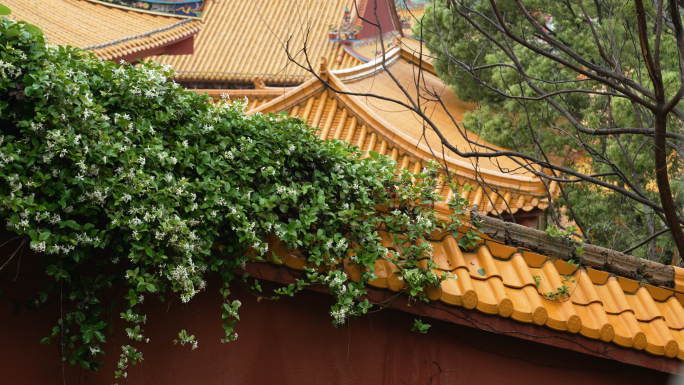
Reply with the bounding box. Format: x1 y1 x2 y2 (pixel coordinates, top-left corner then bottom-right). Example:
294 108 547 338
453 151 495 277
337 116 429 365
633 332 647 351
532 307 548 326
462 290 478 310
599 324 615 343
498 298 514 318
665 340 679 358
566 314 582 334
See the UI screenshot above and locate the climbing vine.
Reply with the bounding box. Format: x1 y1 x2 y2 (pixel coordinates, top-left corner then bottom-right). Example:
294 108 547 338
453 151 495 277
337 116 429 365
0 15 478 379
540 225 584 301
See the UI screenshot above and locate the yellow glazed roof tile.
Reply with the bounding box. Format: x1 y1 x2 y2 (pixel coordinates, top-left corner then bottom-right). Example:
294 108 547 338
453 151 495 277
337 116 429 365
492 253 537 289
640 318 679 357
152 0 356 84
5 0 201 61
464 247 502 280
670 329 684 359
257 224 684 364
431 237 467 271
573 302 613 341
656 297 684 330
607 313 647 349
675 266 684 292
505 285 548 325
647 284 676 301
595 277 633 315
569 271 603 306
627 288 666 322
586 267 610 284
522 250 548 268
485 241 518 259
619 276 642 293
470 277 512 317
439 267 477 309
247 60 552 211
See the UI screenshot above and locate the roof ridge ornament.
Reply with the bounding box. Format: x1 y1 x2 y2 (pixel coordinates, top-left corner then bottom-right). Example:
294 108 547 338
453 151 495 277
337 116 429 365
253 75 266 90
319 56 329 81
85 0 206 19
328 6 362 43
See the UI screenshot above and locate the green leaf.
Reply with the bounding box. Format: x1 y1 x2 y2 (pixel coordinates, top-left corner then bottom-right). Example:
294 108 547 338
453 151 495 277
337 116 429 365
0 4 11 15
368 151 379 160
5 27 18 39
477 268 485 276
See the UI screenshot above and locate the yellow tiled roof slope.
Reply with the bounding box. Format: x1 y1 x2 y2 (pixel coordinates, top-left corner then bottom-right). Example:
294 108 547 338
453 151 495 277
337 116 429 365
251 86 549 214
248 49 553 213
261 217 684 362
397 6 424 36
152 0 362 84
5 0 201 61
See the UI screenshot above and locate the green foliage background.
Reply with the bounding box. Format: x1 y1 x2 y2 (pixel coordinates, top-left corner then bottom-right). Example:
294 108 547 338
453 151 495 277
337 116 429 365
417 0 684 260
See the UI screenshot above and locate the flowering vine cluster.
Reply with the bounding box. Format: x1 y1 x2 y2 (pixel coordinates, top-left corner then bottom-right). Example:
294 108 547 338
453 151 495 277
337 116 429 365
0 16 478 380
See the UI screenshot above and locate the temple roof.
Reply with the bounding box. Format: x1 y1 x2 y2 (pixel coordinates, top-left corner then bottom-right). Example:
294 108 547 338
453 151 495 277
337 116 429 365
237 47 552 216
5 0 201 62
253 214 684 370
396 3 424 37
151 0 366 85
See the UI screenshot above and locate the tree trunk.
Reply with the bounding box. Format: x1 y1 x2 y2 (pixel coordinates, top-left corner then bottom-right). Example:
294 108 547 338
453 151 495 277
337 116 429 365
654 111 684 257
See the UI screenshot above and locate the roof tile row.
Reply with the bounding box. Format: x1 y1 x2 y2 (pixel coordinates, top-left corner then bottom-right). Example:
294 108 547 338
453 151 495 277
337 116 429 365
153 0 361 84
259 229 684 361
6 0 201 61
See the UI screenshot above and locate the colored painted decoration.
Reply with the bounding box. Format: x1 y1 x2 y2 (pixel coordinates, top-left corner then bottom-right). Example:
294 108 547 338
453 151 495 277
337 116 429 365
86 0 205 18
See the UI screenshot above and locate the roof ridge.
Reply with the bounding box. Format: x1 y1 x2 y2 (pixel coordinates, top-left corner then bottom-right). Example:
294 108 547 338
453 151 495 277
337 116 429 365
470 209 675 288
82 18 196 51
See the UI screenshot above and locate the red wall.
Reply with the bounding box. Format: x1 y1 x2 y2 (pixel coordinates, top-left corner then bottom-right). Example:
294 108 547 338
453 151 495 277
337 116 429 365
0 274 677 385
358 0 400 40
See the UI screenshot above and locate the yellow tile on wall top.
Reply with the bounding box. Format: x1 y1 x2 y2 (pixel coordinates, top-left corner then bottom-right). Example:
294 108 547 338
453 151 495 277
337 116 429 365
595 277 633 315
626 288 665 322
640 318 679 358
655 297 684 330
471 277 513 317
485 240 518 260
554 259 579 276
522 250 548 268
618 276 641 293
439 267 478 309
585 268 610 285
670 329 684 360
540 296 582 333
606 312 647 349
645 284 674 302
569 270 603 306
493 254 537 289
504 285 548 325
464 246 502 280
369 259 399 289
283 252 307 271
431 236 467 271
576 302 614 342
674 266 684 293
